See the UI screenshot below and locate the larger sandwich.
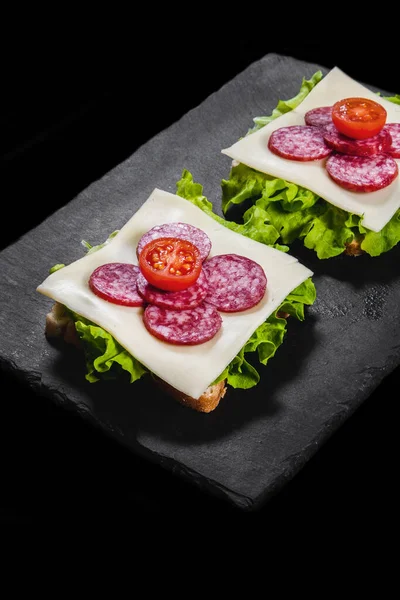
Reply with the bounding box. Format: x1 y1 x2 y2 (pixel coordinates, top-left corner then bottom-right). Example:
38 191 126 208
37 175 316 412
220 67 400 259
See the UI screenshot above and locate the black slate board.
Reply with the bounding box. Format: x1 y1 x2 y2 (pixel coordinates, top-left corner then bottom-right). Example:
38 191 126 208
1 53 399 511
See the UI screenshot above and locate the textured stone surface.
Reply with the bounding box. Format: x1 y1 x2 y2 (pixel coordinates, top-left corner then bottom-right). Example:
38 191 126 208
1 53 399 510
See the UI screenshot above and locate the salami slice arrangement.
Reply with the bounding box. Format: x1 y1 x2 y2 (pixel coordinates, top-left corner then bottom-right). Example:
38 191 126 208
89 263 145 307
323 123 392 157
136 269 209 310
325 153 398 193
304 106 333 128
143 304 222 345
268 125 333 161
268 98 399 193
383 123 400 158
88 223 268 345
203 254 267 312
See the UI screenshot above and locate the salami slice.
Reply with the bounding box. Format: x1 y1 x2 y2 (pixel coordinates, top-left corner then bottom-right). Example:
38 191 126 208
203 254 267 313
136 222 211 262
326 153 399 193
136 269 208 310
89 263 144 307
383 123 400 158
143 303 222 345
268 125 332 161
323 123 392 157
304 106 333 128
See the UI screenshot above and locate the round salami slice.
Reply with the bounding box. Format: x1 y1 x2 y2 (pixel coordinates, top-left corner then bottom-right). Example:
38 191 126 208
136 269 208 310
89 263 144 307
304 106 333 128
203 254 267 313
383 123 400 158
143 303 222 345
136 222 211 262
326 153 399 193
268 125 332 161
323 123 392 157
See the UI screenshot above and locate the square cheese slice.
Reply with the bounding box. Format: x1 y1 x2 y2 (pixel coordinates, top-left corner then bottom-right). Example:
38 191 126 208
37 189 313 399
221 67 400 232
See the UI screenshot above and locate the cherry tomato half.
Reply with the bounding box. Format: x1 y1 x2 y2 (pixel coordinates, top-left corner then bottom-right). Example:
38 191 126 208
138 237 202 292
332 97 387 140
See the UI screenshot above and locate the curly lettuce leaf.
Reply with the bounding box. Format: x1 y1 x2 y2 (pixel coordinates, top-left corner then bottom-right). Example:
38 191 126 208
359 212 400 256
223 163 400 260
68 310 148 384
249 71 324 134
300 204 356 259
177 168 288 252
221 162 319 215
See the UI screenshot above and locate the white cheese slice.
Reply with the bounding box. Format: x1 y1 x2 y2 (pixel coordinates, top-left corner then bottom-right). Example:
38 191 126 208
221 67 400 232
37 189 313 399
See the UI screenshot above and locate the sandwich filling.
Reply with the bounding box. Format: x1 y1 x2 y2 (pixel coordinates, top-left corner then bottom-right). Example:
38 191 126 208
37 179 315 399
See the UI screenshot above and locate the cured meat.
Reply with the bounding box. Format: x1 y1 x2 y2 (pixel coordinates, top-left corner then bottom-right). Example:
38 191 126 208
323 123 392 157
383 123 400 158
268 125 332 161
326 153 399 193
136 269 208 310
304 106 333 128
143 303 222 345
136 222 212 262
89 263 144 306
203 254 267 313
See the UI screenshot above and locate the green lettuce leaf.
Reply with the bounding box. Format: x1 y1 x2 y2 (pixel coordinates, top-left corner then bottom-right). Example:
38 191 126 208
382 94 400 105
49 263 66 274
177 168 288 252
81 230 119 254
360 212 400 256
68 310 148 384
221 75 400 259
249 71 324 134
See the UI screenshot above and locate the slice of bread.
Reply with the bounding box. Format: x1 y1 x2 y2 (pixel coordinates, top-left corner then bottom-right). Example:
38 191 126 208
45 302 227 412
153 376 227 413
344 238 364 256
45 302 81 347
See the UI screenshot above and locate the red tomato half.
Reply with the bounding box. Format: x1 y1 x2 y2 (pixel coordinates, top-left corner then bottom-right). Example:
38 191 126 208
332 97 387 140
139 237 202 292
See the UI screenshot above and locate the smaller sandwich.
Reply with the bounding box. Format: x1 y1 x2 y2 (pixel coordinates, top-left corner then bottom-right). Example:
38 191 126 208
37 172 316 413
221 67 400 259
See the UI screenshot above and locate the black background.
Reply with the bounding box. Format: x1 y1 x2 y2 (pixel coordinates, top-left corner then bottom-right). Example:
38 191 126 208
1 22 399 525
